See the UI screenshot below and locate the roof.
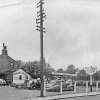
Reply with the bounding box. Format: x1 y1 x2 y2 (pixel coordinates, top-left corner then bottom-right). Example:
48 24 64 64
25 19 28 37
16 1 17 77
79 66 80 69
0 43 19 73
0 54 18 73
13 69 31 77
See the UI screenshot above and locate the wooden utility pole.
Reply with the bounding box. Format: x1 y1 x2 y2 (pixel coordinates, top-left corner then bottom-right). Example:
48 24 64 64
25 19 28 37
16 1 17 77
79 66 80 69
36 0 46 97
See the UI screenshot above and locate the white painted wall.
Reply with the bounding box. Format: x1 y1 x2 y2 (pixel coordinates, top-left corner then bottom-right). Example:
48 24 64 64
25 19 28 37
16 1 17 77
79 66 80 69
13 69 31 84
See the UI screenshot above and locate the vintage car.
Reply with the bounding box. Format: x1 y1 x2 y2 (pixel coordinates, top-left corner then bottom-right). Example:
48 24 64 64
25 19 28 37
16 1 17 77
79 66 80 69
46 79 74 92
26 79 37 90
0 79 7 86
12 79 41 90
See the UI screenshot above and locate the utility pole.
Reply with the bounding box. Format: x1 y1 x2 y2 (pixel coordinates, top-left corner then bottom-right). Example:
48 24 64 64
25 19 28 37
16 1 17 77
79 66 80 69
36 0 46 97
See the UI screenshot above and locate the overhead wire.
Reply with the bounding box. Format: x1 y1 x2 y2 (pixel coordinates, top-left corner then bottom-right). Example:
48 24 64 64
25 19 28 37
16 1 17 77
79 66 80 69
0 0 37 57
0 0 23 8
0 0 35 49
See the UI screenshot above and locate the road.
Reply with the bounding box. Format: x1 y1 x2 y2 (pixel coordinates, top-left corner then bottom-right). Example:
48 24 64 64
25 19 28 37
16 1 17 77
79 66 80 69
0 86 40 100
58 95 100 100
0 86 99 100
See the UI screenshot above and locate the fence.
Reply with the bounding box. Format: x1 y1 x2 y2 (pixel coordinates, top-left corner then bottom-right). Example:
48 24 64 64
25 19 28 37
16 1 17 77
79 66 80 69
44 81 100 96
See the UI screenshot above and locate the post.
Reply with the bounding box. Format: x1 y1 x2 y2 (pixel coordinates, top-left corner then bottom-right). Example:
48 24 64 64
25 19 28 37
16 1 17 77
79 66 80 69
36 0 46 97
10 63 14 85
60 82 63 95
96 81 98 92
40 0 44 96
44 81 46 96
86 81 88 93
90 74 92 92
11 72 13 85
74 81 76 93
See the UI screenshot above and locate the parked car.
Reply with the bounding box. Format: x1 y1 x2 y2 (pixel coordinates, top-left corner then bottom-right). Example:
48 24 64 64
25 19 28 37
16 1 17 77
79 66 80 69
27 79 36 90
12 78 41 90
0 79 6 86
46 79 74 92
12 83 26 89
46 82 74 92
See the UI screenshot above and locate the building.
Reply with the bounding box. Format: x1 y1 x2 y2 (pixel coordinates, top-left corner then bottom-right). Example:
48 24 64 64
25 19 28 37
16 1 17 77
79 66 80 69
52 72 77 77
0 43 18 84
13 69 31 84
51 72 78 81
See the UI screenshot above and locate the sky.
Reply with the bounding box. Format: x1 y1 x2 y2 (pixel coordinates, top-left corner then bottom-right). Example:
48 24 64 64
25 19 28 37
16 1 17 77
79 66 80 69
0 0 100 70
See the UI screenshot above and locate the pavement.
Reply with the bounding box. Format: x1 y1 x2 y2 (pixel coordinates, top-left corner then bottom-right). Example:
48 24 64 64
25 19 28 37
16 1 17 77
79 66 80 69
26 91 100 100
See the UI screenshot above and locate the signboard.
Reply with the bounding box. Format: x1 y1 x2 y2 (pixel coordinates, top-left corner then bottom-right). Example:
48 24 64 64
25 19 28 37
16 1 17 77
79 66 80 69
85 66 97 92
85 66 97 75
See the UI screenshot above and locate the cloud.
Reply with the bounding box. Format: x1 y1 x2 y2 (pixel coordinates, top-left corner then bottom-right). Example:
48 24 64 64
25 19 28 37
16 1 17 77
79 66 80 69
44 0 100 69
0 0 100 69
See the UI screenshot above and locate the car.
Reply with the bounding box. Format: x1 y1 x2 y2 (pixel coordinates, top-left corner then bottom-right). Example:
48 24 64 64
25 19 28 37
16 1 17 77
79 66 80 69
26 79 36 90
46 82 74 92
46 79 74 92
12 83 26 89
26 79 41 90
0 79 6 86
12 79 41 90
46 80 58 88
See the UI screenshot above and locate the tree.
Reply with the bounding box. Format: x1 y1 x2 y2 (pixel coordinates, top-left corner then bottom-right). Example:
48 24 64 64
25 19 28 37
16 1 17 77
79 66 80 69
44 67 55 81
56 68 64 73
77 69 87 80
16 60 25 69
93 70 100 81
66 64 77 74
20 60 55 79
21 61 41 78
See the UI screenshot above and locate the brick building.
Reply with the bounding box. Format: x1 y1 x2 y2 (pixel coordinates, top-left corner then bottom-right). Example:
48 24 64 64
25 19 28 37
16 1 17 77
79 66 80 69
0 43 18 84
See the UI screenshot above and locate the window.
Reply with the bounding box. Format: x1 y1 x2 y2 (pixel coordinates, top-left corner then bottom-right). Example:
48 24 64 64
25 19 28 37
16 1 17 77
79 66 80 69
10 62 14 68
19 75 22 80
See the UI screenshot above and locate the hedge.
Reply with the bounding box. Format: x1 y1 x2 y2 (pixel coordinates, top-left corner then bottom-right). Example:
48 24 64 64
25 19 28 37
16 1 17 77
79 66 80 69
76 80 100 87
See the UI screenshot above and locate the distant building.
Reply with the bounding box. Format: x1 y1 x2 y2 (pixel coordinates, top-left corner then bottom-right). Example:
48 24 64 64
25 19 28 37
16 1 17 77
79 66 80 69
0 43 18 84
13 69 31 84
52 72 77 77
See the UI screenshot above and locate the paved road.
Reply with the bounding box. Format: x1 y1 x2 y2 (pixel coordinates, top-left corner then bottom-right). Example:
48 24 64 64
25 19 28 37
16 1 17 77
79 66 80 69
58 95 100 100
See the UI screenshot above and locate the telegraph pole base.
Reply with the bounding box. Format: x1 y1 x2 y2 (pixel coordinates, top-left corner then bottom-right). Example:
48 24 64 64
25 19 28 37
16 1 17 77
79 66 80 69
90 85 92 92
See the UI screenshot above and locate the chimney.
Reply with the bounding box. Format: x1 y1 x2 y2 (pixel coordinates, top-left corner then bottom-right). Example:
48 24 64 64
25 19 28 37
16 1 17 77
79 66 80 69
2 43 8 55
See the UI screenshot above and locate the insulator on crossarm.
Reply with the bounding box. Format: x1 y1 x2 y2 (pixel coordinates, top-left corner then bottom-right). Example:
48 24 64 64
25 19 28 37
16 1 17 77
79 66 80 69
43 30 46 33
41 9 44 12
37 11 40 14
37 1 41 5
36 18 41 24
37 22 41 24
37 14 41 17
36 25 41 28
37 5 40 8
43 28 45 30
36 20 40 24
43 15 46 19
37 0 44 5
36 29 41 31
36 18 40 21
42 12 45 15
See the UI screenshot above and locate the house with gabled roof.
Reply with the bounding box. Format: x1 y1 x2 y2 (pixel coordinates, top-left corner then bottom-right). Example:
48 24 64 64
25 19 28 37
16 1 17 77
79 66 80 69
0 43 18 84
13 69 31 84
